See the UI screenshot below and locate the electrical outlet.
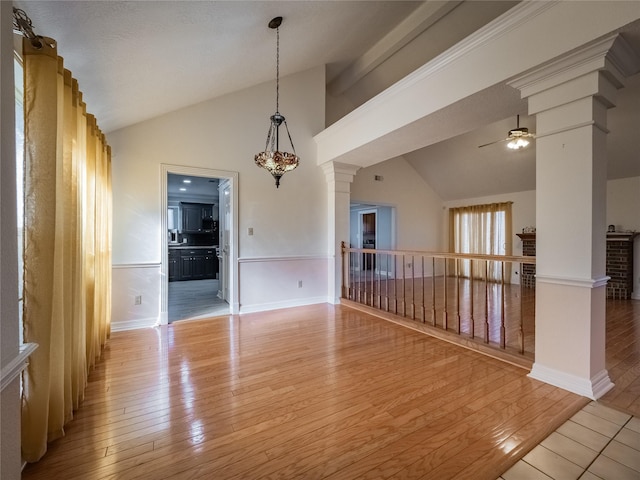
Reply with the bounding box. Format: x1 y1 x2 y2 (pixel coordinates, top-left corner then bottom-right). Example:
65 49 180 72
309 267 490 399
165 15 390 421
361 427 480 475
248 227 254 236
134 295 142 305
298 280 303 288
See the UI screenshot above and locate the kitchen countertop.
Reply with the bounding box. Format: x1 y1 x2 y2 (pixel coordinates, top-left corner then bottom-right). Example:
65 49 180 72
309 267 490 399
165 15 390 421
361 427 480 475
168 245 218 250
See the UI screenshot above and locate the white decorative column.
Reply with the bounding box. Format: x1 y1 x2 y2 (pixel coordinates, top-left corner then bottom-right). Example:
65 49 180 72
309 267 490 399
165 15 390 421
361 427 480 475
509 34 640 399
322 162 360 304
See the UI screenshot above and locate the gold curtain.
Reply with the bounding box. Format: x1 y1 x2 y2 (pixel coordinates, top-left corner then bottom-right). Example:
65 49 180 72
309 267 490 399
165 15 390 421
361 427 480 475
21 37 112 463
449 202 512 282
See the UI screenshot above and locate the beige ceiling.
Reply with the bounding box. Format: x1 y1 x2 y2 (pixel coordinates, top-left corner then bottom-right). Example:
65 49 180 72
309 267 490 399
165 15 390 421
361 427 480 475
14 0 422 133
404 73 640 200
403 56 640 201
13 1 640 200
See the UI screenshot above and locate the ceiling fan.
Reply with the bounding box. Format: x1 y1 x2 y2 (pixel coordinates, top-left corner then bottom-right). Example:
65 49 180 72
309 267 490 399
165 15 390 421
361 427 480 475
478 115 535 149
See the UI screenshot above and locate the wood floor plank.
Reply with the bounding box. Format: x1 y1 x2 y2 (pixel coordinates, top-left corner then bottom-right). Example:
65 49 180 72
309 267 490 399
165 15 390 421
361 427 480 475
601 299 640 416
349 382 556 480
453 390 588 480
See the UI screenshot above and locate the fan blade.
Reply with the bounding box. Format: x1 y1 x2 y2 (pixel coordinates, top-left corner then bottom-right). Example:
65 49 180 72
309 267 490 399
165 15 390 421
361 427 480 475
477 138 507 148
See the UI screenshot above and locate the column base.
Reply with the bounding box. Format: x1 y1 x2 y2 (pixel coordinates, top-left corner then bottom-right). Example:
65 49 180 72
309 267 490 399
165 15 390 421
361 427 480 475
529 363 614 400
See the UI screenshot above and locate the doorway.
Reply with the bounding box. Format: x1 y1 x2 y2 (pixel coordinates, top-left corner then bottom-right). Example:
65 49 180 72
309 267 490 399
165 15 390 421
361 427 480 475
360 211 376 270
161 164 239 325
350 203 396 274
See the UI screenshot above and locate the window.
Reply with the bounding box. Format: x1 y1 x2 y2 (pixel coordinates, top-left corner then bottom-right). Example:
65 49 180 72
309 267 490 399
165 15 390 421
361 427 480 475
449 202 512 282
15 56 24 344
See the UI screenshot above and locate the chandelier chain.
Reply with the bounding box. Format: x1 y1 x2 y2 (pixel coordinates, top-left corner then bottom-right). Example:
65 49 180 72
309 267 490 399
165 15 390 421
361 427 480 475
283 119 296 154
275 25 280 113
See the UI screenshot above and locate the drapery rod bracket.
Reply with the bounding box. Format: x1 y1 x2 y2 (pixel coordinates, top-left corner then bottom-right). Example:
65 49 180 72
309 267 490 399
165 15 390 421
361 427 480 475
12 7 55 50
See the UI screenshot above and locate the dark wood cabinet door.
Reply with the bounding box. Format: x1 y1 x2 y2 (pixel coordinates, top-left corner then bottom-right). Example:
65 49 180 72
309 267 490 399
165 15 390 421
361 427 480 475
168 257 179 281
204 254 216 278
180 255 193 280
169 250 181 281
182 205 202 232
191 254 206 279
201 204 213 220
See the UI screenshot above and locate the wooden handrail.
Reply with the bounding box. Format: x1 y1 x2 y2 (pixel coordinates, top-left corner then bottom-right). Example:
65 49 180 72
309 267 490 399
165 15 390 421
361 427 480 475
341 244 536 264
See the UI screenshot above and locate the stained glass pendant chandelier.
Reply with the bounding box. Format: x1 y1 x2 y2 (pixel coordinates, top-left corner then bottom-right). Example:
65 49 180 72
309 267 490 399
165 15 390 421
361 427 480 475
254 16 299 188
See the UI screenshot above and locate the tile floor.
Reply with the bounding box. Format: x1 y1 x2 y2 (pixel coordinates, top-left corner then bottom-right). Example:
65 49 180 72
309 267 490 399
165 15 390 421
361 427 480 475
168 278 229 323
498 402 640 480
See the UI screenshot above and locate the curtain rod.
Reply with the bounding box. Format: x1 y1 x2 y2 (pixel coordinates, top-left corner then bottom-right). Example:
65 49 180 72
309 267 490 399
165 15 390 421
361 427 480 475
13 7 55 50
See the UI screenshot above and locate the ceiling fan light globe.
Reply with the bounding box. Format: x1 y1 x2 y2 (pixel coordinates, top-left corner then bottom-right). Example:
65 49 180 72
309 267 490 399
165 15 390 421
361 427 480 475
507 138 530 149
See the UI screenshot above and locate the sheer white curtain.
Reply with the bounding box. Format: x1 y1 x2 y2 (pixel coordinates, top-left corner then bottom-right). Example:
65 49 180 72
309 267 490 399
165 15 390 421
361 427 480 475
449 202 512 282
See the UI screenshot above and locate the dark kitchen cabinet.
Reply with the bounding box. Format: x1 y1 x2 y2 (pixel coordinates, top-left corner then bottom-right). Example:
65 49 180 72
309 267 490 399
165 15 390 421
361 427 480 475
181 202 214 232
182 204 203 232
180 249 204 280
204 252 216 278
201 204 213 220
170 248 217 282
179 253 193 280
168 250 180 281
191 252 207 280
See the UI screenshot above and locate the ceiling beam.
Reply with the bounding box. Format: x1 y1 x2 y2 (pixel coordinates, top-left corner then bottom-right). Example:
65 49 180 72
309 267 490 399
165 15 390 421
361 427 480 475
315 1 640 168
327 1 463 96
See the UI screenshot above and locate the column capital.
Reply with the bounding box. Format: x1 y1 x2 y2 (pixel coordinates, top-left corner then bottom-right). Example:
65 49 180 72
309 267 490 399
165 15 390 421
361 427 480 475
321 161 360 188
509 34 640 102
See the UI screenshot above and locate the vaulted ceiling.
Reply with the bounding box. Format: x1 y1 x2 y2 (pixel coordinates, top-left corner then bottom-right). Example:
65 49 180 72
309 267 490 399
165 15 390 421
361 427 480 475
14 1 640 201
15 1 425 133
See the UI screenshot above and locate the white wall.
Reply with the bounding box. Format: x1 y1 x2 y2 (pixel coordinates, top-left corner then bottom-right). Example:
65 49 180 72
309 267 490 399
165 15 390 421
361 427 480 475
109 66 328 327
607 176 640 232
351 155 443 277
352 155 443 251
111 265 162 331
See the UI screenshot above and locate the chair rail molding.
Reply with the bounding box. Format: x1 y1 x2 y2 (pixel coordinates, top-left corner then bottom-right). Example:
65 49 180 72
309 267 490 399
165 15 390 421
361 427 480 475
1 343 38 392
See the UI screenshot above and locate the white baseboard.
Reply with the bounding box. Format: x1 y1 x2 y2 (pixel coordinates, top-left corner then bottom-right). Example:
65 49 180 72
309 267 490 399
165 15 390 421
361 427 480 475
110 317 158 332
632 292 640 300
529 363 614 400
239 297 329 315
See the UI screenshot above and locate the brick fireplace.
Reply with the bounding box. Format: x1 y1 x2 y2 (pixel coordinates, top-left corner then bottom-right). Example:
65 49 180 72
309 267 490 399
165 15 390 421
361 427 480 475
606 232 638 299
516 232 637 298
516 233 536 288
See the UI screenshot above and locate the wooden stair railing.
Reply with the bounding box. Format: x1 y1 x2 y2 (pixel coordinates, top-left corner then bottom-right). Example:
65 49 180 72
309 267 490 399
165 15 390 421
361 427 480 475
340 242 536 359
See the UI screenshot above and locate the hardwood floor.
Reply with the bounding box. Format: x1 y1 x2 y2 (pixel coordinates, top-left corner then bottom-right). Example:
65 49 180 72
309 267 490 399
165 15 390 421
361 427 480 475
347 276 536 358
347 274 640 415
22 304 591 480
601 298 640 416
